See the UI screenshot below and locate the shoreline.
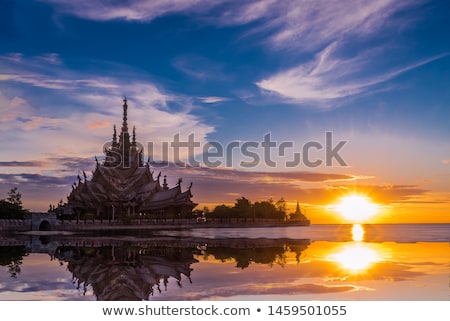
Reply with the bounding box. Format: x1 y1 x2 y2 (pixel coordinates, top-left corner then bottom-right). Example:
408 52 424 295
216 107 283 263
0 218 310 233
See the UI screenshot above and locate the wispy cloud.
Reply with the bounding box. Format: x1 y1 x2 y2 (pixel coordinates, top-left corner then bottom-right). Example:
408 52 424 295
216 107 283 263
41 0 222 22
36 53 63 65
41 0 425 52
256 43 448 107
238 0 424 51
39 0 435 108
197 96 231 104
172 54 229 81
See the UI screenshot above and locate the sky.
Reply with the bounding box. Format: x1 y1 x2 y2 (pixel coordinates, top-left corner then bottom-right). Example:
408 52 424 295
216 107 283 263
0 0 449 223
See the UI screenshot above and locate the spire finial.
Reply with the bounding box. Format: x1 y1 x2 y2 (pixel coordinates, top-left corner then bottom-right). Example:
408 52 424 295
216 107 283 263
121 98 128 133
163 175 168 190
132 125 136 145
112 124 117 145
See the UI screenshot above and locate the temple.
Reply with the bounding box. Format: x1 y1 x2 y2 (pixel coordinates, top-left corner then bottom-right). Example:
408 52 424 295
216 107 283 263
66 99 197 221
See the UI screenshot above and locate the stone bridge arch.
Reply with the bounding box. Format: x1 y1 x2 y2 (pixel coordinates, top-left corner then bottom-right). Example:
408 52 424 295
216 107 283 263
31 213 58 231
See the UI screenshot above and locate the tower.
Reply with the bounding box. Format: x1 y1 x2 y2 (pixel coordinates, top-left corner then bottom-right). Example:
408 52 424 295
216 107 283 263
104 98 141 168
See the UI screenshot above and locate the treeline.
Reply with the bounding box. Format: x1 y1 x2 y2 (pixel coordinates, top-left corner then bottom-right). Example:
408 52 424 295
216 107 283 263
0 188 29 219
205 197 290 222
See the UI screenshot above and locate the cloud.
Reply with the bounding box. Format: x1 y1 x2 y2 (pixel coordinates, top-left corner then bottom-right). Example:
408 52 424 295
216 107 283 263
152 163 355 183
41 0 223 22
46 157 97 174
0 173 73 187
172 54 229 81
197 96 231 104
38 0 436 108
173 282 366 300
85 120 111 130
243 0 423 51
41 1 422 49
36 53 62 65
0 161 44 167
0 53 214 161
1 53 24 63
148 164 359 203
256 44 448 106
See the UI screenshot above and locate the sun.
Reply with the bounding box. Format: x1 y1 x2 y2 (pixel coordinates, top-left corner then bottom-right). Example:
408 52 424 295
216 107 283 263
334 194 379 222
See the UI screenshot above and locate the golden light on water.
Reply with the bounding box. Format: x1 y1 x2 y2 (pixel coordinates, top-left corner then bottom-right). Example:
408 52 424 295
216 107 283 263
329 243 381 273
333 194 379 222
352 224 365 242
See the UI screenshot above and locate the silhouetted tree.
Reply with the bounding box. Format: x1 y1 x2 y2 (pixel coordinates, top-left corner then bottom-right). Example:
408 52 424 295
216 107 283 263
0 188 28 219
208 196 287 222
275 198 287 221
0 246 29 278
234 197 252 221
7 187 22 207
209 204 233 222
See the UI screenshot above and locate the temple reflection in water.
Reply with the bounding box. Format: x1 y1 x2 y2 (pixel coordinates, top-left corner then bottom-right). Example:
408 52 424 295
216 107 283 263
2 224 448 301
55 244 198 300
0 235 309 300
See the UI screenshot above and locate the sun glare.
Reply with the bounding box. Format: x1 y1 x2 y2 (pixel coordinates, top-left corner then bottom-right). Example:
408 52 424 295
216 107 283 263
334 194 379 222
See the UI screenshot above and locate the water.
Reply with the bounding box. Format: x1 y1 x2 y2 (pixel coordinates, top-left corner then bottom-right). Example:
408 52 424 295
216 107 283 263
0 224 448 301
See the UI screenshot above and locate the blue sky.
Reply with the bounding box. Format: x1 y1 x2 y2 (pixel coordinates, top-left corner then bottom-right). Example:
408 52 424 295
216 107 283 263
1 0 449 222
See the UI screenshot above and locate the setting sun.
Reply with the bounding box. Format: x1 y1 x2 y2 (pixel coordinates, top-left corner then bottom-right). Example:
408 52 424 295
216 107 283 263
334 194 379 222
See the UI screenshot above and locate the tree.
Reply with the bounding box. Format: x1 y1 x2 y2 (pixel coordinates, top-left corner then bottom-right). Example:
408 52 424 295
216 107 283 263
7 187 22 208
275 197 287 221
234 197 252 221
209 204 233 222
0 188 28 219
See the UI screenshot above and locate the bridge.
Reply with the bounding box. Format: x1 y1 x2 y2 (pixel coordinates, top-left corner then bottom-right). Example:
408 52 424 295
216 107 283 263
0 212 59 231
30 212 59 231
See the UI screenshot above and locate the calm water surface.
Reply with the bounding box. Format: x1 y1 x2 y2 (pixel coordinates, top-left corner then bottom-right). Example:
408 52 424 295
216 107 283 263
0 224 448 300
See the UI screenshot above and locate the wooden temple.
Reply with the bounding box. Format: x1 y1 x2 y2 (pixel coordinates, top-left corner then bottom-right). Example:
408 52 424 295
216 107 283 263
66 99 197 221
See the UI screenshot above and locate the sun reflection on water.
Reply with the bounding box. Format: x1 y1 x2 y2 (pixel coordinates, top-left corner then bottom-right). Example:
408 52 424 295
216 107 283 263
329 243 381 273
329 224 382 273
352 224 365 242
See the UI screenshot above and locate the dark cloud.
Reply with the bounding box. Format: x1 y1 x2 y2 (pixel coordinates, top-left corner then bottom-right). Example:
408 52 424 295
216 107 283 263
161 165 429 205
0 173 73 187
150 163 357 203
0 160 431 211
47 156 96 173
154 282 364 300
0 161 44 167
152 163 354 182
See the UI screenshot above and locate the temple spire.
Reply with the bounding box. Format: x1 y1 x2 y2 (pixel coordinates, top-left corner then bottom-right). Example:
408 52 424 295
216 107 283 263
121 98 129 134
295 201 302 215
118 98 132 167
132 125 136 146
112 125 117 146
